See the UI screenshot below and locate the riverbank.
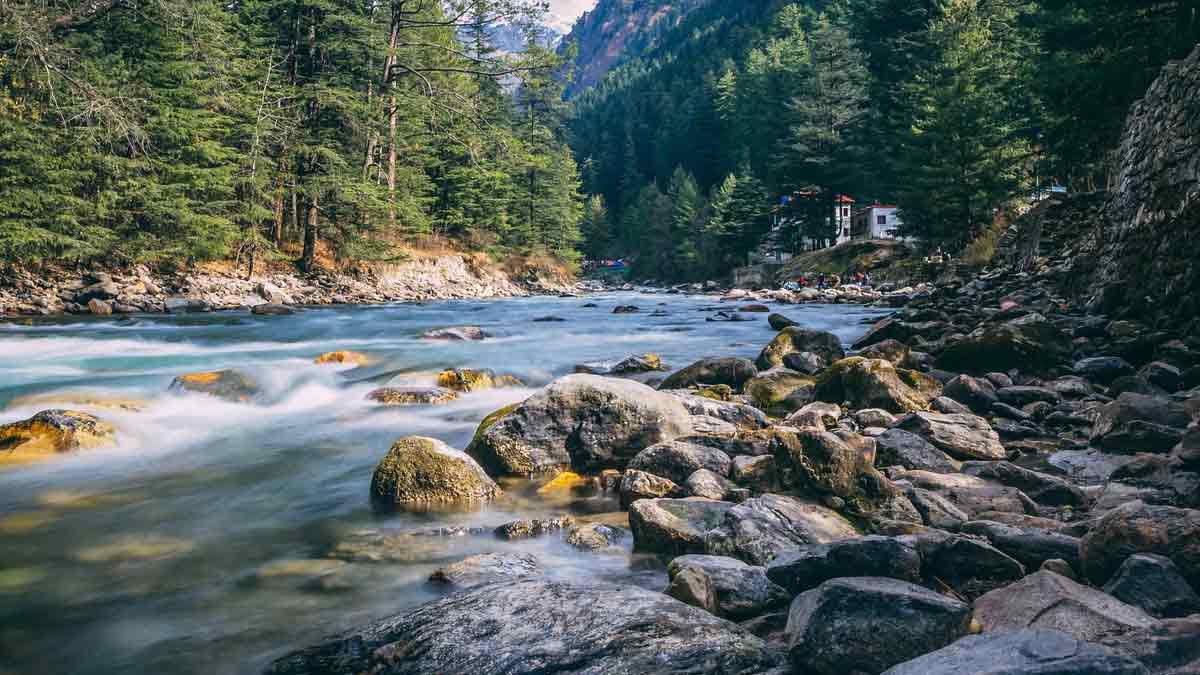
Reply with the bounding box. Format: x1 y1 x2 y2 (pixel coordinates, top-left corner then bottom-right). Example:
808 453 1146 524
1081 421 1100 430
0 254 584 317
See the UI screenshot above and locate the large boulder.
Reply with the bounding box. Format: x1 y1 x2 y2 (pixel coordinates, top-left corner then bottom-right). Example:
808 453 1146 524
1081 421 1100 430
666 555 790 619
467 374 692 476
882 630 1149 675
767 535 923 595
973 571 1155 642
370 437 500 510
263 580 783 674
896 411 1007 460
0 409 116 462
914 531 1027 597
1090 392 1191 453
875 429 961 473
627 440 731 485
1079 500 1200 588
659 357 758 392
706 494 860 566
816 358 932 413
937 314 1070 374
757 326 846 371
785 577 972 675
169 369 258 402
1103 553 1200 618
771 428 897 516
628 498 734 555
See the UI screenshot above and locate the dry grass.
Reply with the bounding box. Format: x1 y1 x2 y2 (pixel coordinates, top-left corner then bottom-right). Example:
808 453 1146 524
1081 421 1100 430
962 218 1009 270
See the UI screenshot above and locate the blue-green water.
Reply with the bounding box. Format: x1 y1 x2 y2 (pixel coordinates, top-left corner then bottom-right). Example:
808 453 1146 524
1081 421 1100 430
0 294 886 674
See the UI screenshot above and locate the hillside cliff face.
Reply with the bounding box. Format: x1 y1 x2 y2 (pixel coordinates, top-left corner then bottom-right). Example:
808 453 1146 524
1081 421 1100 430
560 0 712 96
1092 45 1200 328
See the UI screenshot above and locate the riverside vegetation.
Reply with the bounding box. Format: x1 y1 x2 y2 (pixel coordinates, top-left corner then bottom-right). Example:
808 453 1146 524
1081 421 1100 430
5 43 1200 674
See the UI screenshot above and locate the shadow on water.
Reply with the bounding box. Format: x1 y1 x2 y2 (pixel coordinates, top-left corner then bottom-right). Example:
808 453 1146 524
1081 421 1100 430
0 293 888 674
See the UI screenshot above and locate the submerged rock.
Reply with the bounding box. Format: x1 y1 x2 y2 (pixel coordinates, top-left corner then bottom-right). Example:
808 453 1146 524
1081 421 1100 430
467 374 692 476
169 369 258 402
421 326 488 341
369 436 500 510
313 350 370 366
437 368 522 393
0 410 116 463
367 387 458 406
263 580 783 675
428 552 540 589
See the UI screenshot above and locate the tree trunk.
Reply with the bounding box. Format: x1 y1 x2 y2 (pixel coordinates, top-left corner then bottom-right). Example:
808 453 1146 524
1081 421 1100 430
301 196 319 271
388 91 397 229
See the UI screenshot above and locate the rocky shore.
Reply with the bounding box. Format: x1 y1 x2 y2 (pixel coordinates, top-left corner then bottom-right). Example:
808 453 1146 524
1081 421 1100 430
0 255 581 317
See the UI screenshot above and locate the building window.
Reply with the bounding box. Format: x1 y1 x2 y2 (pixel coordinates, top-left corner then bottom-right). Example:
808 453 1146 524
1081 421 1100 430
877 215 887 225
842 207 850 217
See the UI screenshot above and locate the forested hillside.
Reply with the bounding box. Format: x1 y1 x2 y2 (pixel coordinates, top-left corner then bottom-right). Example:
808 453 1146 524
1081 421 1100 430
0 0 582 269
568 0 1200 281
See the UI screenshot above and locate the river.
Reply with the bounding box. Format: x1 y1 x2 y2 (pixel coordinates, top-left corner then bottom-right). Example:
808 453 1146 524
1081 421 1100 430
0 293 887 674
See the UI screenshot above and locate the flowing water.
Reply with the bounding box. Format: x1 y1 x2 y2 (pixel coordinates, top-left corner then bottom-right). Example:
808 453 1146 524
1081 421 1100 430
0 293 887 674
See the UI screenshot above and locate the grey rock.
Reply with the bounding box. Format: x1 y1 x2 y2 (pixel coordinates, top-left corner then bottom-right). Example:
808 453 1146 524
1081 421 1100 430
1091 393 1191 453
767 535 922 594
959 520 1082 571
1079 500 1200 588
786 577 971 675
467 374 693 476
705 494 860 566
882 629 1148 675
944 374 999 413
628 497 734 555
618 469 681 509
758 326 846 370
731 455 776 493
896 411 1007 460
659 357 758 392
264 580 784 675
428 552 540 588
1103 553 1200 618
1076 356 1137 384
684 468 735 500
667 555 790 619
876 428 961 473
973 570 1155 641
628 440 732 485
961 460 1088 506
421 325 489 341
564 522 625 552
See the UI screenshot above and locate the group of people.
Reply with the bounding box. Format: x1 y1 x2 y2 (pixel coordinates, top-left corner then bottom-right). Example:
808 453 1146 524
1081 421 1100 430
787 270 873 290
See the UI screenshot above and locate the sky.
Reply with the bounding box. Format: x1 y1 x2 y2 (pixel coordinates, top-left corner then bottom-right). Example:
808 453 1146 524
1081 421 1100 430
547 0 597 31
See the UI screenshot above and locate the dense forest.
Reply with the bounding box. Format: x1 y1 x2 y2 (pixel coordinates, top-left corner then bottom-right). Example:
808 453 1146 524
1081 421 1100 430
568 0 1200 280
0 0 582 269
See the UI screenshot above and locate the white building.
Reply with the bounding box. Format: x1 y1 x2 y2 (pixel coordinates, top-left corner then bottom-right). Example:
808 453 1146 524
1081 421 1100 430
851 204 903 240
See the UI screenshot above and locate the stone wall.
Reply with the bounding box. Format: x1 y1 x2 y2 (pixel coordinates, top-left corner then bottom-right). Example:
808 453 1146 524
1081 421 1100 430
1091 45 1200 330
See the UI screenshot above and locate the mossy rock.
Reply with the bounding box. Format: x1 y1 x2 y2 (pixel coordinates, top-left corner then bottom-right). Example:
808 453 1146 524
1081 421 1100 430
756 327 846 371
814 357 930 413
370 436 500 510
898 368 943 399
745 369 816 415
367 387 459 406
813 357 868 402
0 410 116 465
169 369 258 402
695 385 734 402
438 369 524 393
314 351 371 366
470 403 521 449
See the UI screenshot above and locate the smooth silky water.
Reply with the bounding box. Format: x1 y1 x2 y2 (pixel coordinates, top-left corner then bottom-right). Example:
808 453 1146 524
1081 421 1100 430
0 293 888 674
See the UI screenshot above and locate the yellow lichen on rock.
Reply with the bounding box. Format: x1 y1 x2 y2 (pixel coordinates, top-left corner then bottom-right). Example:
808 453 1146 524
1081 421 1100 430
168 370 258 402
438 369 525 393
537 471 588 497
314 351 371 366
0 410 116 465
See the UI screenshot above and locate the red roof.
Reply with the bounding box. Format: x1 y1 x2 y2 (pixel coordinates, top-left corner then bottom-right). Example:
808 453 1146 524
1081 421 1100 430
833 194 855 203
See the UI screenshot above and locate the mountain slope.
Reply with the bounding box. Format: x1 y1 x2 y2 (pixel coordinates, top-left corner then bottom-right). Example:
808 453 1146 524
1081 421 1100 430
560 0 714 97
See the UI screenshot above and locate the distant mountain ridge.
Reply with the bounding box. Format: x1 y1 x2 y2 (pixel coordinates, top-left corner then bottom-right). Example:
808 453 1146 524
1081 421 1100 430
559 0 715 97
